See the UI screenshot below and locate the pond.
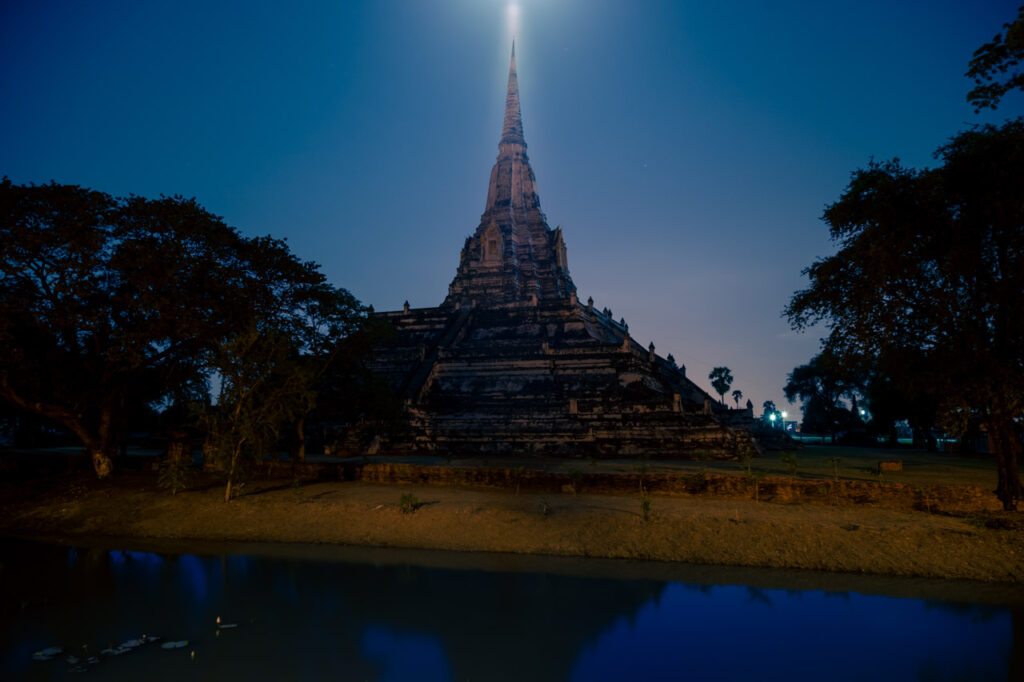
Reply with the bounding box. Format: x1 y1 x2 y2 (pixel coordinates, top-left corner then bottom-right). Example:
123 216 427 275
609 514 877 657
1 539 1020 681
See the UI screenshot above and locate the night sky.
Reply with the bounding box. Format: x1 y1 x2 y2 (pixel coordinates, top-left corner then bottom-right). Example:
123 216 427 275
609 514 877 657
2 1 1020 417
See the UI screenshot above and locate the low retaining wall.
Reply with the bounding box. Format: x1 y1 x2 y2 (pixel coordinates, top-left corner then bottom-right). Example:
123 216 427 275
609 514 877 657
256 460 1002 514
0 450 1000 514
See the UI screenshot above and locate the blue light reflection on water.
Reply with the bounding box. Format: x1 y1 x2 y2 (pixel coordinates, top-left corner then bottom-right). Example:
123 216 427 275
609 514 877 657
0 542 1016 681
363 626 454 682
570 583 1010 681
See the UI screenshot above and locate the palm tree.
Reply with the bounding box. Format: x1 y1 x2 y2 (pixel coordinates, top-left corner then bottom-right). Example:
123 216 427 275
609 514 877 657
708 367 733 405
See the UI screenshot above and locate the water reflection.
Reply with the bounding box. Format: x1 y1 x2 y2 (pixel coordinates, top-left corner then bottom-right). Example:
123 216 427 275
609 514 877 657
571 582 1013 681
0 540 1018 681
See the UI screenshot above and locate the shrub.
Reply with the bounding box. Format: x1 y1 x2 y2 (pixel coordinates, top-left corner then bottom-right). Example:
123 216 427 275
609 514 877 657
398 493 420 514
157 457 193 496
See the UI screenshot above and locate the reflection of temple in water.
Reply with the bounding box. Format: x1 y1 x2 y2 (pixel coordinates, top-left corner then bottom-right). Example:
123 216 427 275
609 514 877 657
358 44 756 460
1 542 1018 681
0 542 664 680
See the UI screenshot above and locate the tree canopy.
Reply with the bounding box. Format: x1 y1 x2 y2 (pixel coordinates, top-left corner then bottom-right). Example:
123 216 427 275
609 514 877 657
967 5 1024 111
784 351 864 440
784 120 1024 509
708 367 733 406
0 179 366 478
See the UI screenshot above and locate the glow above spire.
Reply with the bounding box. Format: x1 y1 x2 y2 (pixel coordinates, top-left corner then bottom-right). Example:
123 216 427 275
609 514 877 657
507 3 520 36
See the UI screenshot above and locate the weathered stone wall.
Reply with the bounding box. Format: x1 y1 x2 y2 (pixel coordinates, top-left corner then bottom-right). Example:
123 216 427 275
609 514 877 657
364 297 753 461
254 460 1003 514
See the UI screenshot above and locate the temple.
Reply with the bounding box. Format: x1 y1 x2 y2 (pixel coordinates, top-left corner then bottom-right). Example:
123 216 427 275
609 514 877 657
357 45 755 459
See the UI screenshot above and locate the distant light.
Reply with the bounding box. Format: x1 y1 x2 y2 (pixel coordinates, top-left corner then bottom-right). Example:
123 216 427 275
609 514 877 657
781 411 787 419
769 413 776 421
508 3 520 34
860 408 866 416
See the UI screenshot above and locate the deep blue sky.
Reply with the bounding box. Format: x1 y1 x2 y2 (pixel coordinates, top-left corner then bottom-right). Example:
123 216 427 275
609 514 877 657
3 0 1021 417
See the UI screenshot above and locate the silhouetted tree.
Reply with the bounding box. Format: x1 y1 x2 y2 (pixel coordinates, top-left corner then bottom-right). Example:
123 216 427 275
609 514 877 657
967 5 1024 111
863 348 940 446
708 367 733 405
784 351 865 442
303 315 403 456
785 121 1024 509
0 179 365 478
199 328 312 501
731 389 743 408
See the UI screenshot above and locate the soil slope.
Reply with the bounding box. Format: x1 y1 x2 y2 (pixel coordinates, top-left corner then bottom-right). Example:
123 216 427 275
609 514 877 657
2 472 1022 583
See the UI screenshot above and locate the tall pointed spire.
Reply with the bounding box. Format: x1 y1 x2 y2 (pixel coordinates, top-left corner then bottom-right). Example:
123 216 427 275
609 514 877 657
445 39 575 307
484 41 539 215
501 40 524 145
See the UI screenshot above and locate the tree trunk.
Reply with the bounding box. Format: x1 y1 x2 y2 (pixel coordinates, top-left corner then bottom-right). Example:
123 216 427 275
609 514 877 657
295 415 306 462
78 431 115 479
90 449 114 478
93 403 116 478
988 416 1023 511
0 380 117 478
224 439 245 503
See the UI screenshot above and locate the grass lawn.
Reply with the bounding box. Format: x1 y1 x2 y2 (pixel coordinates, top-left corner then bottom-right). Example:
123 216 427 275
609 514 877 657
439 445 990 490
3 442 1002 491
553 444 999 489
368 443 1001 491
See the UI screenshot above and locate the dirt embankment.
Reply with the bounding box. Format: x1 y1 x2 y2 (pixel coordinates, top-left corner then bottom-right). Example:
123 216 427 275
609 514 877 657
2 470 1022 584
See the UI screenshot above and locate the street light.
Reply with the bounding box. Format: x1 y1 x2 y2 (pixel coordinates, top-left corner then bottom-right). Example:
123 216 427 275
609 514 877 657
781 411 788 431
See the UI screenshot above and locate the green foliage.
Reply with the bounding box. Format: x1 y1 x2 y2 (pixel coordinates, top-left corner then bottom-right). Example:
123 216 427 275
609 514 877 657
966 6 1024 111
398 493 420 514
708 367 733 405
157 457 193 495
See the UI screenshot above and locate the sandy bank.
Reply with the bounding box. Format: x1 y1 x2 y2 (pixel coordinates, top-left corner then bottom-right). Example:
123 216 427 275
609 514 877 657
2 471 1022 585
